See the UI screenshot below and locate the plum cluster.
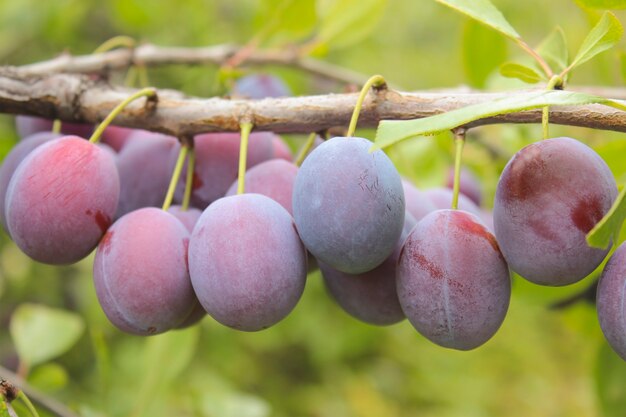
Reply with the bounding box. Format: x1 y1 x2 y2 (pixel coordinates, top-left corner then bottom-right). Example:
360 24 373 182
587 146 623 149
1 80 624 355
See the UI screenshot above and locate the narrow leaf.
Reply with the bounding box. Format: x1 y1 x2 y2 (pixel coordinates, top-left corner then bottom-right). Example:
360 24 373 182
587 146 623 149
435 0 519 39
10 304 84 368
570 11 623 70
373 89 626 150
536 27 569 73
315 0 388 49
463 20 507 87
586 185 626 249
499 62 542 83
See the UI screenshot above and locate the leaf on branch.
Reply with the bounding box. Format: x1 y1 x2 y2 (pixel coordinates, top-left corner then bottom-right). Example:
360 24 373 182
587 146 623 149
569 11 623 71
463 20 508 87
10 303 85 369
499 62 542 83
586 185 626 249
372 89 626 150
536 26 569 74
434 0 520 40
314 0 388 50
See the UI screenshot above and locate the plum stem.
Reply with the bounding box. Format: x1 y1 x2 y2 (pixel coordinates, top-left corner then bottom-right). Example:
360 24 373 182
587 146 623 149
542 75 564 139
88 88 156 143
93 35 136 54
237 122 253 194
181 145 195 211
16 391 40 417
451 129 466 210
51 119 61 134
162 144 189 211
517 39 554 79
295 132 317 167
347 75 387 137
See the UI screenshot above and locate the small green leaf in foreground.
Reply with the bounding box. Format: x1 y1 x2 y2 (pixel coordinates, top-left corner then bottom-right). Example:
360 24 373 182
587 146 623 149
499 62 543 83
435 0 519 39
10 303 85 368
373 89 626 150
586 185 626 249
569 11 623 71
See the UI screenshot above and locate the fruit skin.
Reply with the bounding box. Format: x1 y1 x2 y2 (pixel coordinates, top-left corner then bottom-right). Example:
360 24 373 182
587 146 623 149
176 132 274 209
293 136 405 274
401 179 437 221
446 167 482 206
424 187 481 216
226 159 298 215
5 136 119 264
233 74 292 99
397 209 511 350
15 115 94 139
115 131 179 218
167 205 202 233
597 242 626 361
189 194 307 331
494 137 617 286
320 212 416 326
0 131 61 233
93 208 195 335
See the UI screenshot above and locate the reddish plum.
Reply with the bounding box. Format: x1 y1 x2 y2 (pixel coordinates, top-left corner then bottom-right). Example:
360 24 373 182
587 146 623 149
93 208 195 335
5 136 119 264
189 194 307 331
397 209 511 350
597 242 626 361
494 137 617 286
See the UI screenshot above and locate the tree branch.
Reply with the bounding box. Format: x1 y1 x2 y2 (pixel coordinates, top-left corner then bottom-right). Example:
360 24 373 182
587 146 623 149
17 43 371 86
2 68 626 138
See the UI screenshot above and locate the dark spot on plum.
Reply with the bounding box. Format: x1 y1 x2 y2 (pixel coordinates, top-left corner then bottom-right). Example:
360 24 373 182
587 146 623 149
501 144 546 202
452 211 500 253
100 231 114 254
94 210 111 234
85 209 93 215
192 171 203 190
413 252 444 280
571 197 604 233
528 217 560 243
147 326 157 334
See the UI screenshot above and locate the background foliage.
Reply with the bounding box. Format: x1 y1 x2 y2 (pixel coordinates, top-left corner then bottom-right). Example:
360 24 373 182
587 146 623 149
1 0 626 416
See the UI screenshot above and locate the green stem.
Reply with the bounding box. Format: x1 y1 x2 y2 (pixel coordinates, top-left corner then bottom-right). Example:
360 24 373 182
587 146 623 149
237 122 254 195
541 75 564 140
93 35 136 54
451 130 466 210
124 66 138 87
162 145 189 211
347 75 386 137
137 64 150 88
51 119 61 134
294 133 317 167
88 88 156 144
16 391 39 417
516 39 553 79
181 146 195 211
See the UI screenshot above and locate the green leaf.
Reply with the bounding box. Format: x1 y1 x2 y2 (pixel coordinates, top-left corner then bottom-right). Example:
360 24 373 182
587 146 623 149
536 27 569 74
499 62 542 83
434 0 519 40
10 304 85 368
27 363 68 392
463 20 507 87
586 185 626 249
373 89 626 150
570 11 623 71
595 341 626 417
255 0 317 43
577 0 626 9
0 400 10 417
315 0 388 49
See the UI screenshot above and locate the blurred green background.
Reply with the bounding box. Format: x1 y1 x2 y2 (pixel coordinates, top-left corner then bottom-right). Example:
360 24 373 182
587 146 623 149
1 0 626 416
